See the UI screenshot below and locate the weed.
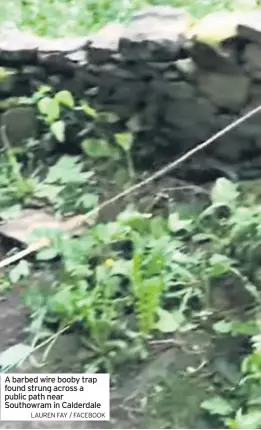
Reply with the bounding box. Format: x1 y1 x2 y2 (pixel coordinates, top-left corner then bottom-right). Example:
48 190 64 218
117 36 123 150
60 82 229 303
0 75 261 430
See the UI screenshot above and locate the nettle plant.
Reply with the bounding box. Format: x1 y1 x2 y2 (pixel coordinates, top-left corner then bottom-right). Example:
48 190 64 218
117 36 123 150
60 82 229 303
35 86 136 182
23 207 200 372
0 86 136 215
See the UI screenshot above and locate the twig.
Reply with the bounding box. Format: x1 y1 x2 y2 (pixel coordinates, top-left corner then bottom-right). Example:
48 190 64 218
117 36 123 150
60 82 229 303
1 103 261 269
19 324 70 367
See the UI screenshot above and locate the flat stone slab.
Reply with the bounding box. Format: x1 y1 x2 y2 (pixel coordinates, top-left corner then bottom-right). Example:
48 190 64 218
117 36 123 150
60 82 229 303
119 6 190 61
238 11 261 45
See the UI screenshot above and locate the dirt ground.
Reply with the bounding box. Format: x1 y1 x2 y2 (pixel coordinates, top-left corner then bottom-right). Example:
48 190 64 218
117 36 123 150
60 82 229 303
0 284 213 429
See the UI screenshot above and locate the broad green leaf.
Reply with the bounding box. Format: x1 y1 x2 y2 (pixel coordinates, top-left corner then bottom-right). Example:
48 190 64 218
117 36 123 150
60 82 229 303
55 90 74 108
192 233 213 243
231 321 258 336
252 334 261 351
118 208 151 230
213 320 232 334
115 132 133 152
97 112 119 123
38 85 52 95
201 396 233 416
51 120 65 142
232 409 261 429
9 260 30 283
45 156 91 184
156 309 185 333
114 167 129 186
150 216 167 238
172 250 191 264
35 184 63 201
209 253 232 277
111 259 132 277
36 248 58 261
0 343 33 371
81 139 113 158
77 193 98 209
211 178 239 205
168 212 192 233
29 227 62 244
37 96 60 122
81 102 97 118
0 204 22 220
180 322 198 332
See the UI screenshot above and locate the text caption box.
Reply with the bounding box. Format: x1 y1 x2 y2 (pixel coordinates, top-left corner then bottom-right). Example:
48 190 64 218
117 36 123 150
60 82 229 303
0 373 110 421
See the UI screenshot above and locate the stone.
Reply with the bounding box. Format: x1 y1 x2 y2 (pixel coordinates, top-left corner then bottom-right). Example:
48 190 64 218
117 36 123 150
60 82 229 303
174 58 197 81
38 53 76 74
66 50 87 64
238 11 261 45
21 65 46 79
151 80 195 99
125 61 165 79
249 82 261 103
0 106 37 147
107 80 144 105
190 11 243 45
20 66 46 93
210 114 253 162
95 102 135 119
141 95 161 128
0 29 39 64
0 97 22 112
119 6 190 61
1 22 261 176
166 81 195 99
239 102 261 139
99 63 137 81
80 65 100 87
190 41 240 73
147 61 172 72
164 97 216 144
197 71 249 112
87 23 124 64
126 114 143 132
243 43 261 79
37 36 89 54
163 69 180 81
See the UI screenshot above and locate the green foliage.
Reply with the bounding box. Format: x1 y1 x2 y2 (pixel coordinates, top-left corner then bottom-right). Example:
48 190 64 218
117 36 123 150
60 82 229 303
0 0 259 37
0 343 34 372
9 260 30 283
201 396 233 416
1 83 261 429
35 87 136 182
0 0 260 425
156 309 185 333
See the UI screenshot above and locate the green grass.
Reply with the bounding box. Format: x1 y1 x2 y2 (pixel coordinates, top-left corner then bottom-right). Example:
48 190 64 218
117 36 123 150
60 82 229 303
0 0 259 37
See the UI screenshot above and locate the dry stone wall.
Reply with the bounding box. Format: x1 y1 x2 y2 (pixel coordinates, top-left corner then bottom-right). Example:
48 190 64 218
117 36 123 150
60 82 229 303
2 7 261 176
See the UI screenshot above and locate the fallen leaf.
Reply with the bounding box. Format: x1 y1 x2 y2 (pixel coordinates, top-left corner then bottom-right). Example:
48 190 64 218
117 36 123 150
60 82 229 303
0 208 98 269
0 209 63 244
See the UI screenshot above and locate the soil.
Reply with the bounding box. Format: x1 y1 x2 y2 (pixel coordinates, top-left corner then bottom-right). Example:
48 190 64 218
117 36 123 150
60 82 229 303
0 287 213 429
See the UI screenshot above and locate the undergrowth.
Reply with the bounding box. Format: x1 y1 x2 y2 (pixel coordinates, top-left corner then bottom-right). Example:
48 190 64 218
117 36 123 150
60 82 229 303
0 0 260 37
0 87 261 428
